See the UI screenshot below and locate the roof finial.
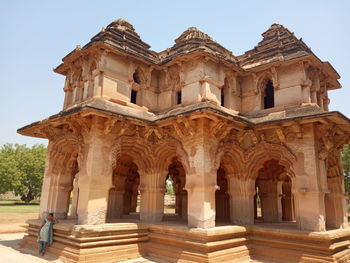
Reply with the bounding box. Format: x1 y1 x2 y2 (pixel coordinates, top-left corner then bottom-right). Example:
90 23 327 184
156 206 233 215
109 18 135 32
175 27 213 44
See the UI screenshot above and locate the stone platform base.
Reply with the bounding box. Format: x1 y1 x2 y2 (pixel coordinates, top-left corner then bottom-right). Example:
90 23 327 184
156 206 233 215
20 220 148 263
248 223 350 263
20 220 350 263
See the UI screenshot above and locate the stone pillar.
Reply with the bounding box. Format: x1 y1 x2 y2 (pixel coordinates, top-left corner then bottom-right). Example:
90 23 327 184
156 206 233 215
302 85 311 104
175 189 181 214
318 96 324 109
93 71 103 98
50 183 71 219
292 124 327 231
323 98 330 111
186 176 217 228
294 191 326 231
72 86 79 103
39 174 54 219
310 91 317 103
111 174 127 216
107 188 116 219
325 177 348 228
258 180 279 222
77 182 111 225
281 181 294 221
70 175 79 218
130 188 138 213
277 181 283 222
77 117 113 225
228 176 255 225
115 191 125 217
63 91 69 109
107 189 125 219
183 119 220 228
123 191 132 214
181 190 188 220
38 141 55 219
139 168 167 223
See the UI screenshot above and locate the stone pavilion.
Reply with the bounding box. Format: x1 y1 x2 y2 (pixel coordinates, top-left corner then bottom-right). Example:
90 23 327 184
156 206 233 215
18 19 350 262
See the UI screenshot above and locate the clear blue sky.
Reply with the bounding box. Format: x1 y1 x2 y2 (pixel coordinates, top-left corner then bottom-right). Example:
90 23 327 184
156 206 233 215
1 1 349 146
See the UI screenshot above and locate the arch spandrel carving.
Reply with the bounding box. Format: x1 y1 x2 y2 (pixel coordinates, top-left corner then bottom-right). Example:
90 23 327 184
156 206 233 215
245 140 297 180
217 128 297 183
110 136 154 172
109 131 190 176
46 133 82 176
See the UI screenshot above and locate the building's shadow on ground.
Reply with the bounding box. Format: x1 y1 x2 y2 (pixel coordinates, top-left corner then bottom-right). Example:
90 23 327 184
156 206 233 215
0 234 62 262
0 237 21 248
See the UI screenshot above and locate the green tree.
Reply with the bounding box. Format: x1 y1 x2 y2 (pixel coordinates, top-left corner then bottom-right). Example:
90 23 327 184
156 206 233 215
166 177 175 195
342 144 350 194
0 144 47 203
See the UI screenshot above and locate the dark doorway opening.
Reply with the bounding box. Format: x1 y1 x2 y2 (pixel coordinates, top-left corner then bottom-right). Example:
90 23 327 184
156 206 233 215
177 91 182 105
221 88 225 106
263 80 274 109
131 90 137 104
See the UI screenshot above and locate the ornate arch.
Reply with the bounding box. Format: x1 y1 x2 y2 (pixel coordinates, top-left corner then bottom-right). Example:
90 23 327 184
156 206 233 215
256 69 278 92
257 73 273 93
48 134 81 176
216 140 246 176
110 135 154 172
245 141 297 181
153 136 190 175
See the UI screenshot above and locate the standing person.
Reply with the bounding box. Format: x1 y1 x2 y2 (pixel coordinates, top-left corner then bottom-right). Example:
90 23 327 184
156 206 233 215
37 213 57 256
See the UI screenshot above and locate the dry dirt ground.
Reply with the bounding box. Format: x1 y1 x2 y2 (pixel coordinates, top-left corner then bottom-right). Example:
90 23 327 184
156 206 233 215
0 212 38 233
0 233 62 263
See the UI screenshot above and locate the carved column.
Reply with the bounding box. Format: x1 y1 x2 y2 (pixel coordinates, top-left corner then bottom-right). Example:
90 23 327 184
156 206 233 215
294 191 326 231
277 181 283 222
70 174 79 218
181 190 188 220
107 188 117 219
293 124 326 231
301 76 312 104
325 151 348 229
114 191 125 217
112 174 127 218
107 189 125 219
50 181 71 219
318 95 324 109
258 180 280 222
228 175 255 225
92 70 103 98
323 97 330 111
139 168 167 222
130 183 139 213
77 116 113 225
39 141 55 219
281 181 294 221
183 118 220 228
310 90 317 104
48 157 77 219
325 177 348 228
39 174 54 219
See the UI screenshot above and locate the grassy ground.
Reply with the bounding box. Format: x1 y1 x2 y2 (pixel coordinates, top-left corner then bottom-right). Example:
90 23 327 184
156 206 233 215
0 200 40 213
